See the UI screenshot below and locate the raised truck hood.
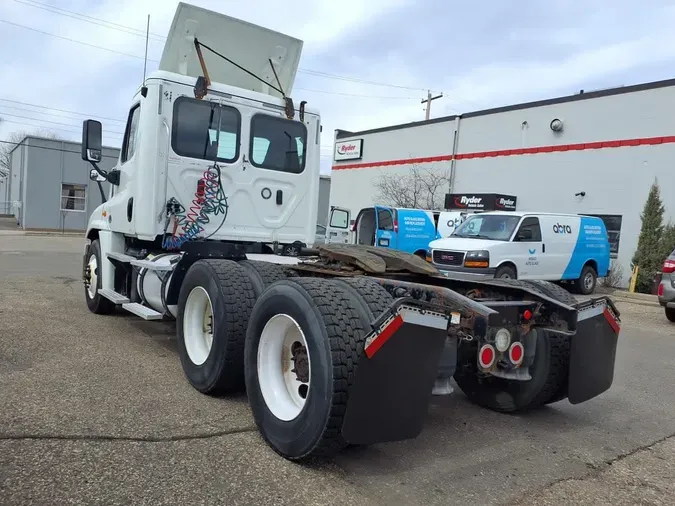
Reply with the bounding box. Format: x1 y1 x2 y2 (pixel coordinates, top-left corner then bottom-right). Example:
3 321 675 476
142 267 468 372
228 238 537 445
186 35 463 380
159 2 303 99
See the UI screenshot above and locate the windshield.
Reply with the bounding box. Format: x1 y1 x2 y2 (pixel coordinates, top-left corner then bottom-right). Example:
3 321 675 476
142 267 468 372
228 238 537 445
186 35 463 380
452 214 521 241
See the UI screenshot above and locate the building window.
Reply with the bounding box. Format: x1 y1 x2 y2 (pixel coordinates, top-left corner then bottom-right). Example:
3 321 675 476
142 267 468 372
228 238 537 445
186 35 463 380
171 97 241 163
586 214 622 258
61 183 86 212
249 114 307 174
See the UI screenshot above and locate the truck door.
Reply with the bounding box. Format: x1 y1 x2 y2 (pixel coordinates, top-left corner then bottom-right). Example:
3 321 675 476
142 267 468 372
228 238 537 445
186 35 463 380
374 205 397 249
326 206 350 244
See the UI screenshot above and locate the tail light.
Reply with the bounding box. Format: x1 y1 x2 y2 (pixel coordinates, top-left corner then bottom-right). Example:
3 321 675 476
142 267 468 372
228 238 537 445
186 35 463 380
509 341 524 366
478 344 496 369
663 259 675 274
393 219 398 233
658 283 665 297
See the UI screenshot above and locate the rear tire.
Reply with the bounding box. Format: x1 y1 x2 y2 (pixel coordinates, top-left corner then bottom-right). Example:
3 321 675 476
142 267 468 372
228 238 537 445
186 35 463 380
575 264 597 295
84 239 116 315
176 259 256 395
238 259 294 297
666 307 675 323
244 278 367 460
332 276 393 324
454 278 574 412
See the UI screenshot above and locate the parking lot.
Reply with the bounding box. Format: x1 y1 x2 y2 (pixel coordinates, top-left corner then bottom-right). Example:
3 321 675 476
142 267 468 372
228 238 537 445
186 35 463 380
1 232 675 505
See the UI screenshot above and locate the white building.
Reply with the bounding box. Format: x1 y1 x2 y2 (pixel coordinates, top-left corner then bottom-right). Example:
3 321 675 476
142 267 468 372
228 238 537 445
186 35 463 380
330 78 675 287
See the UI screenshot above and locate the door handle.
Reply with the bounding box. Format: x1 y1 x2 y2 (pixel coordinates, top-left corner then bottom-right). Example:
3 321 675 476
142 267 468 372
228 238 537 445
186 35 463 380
276 190 283 205
542 243 546 253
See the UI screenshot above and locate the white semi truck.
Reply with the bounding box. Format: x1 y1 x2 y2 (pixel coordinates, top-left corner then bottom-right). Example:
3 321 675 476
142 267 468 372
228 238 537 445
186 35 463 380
80 2 622 461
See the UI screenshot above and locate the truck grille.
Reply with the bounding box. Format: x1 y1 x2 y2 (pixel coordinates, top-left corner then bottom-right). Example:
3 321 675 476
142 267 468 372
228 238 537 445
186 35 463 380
432 250 465 266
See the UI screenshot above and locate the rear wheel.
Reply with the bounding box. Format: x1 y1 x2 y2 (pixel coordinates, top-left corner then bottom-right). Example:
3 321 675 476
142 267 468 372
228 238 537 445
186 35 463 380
238 259 294 297
244 277 367 460
576 264 597 295
455 278 573 412
666 307 675 323
176 259 255 394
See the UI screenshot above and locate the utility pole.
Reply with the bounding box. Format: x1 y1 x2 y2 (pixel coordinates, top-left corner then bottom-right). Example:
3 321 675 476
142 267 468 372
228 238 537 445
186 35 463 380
421 90 443 120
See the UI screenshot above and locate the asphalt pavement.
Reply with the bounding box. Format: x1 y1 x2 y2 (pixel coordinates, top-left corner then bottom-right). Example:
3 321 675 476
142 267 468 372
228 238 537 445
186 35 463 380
1 233 674 505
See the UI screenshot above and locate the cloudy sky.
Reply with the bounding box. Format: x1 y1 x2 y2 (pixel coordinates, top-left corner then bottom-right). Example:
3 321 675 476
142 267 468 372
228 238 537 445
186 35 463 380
1 0 675 174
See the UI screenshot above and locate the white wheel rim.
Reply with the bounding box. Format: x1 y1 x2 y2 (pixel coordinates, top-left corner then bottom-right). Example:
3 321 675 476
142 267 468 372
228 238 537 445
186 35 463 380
257 314 311 421
183 286 214 366
87 254 98 299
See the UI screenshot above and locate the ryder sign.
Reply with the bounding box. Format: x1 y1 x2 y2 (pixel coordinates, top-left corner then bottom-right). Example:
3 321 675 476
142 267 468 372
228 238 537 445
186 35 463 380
334 139 363 161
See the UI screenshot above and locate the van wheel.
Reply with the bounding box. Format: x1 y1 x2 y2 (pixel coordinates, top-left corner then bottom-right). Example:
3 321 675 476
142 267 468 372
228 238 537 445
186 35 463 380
494 264 517 279
576 264 597 295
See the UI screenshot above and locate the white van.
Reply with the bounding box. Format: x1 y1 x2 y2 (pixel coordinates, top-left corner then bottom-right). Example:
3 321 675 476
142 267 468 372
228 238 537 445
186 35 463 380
427 211 611 295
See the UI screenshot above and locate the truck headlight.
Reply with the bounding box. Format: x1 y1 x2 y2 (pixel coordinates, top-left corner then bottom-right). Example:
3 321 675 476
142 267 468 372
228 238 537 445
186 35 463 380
464 250 489 268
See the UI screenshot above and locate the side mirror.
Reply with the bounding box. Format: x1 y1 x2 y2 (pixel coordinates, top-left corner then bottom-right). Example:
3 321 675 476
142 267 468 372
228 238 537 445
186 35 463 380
89 169 106 182
81 119 102 162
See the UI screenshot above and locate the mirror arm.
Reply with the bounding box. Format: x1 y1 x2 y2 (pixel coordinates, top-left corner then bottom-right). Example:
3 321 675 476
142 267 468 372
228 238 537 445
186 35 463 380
95 180 107 203
88 160 120 186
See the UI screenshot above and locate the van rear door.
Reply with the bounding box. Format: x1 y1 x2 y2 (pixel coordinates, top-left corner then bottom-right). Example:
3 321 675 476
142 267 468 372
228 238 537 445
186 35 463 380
327 206 351 244
374 205 397 249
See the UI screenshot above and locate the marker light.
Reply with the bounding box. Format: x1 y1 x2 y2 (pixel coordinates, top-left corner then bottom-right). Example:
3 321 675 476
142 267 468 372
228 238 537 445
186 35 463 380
494 328 511 352
523 309 533 321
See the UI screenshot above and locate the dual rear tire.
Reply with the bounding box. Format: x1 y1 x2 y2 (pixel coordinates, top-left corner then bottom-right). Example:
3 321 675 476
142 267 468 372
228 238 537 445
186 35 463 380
176 260 392 459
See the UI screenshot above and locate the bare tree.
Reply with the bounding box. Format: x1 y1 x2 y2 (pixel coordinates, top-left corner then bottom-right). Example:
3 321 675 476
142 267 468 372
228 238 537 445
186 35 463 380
373 163 451 209
0 125 63 178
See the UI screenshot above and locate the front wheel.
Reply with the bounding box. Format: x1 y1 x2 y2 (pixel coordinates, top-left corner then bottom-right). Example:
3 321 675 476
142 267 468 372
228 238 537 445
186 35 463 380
244 278 367 460
84 239 116 315
494 264 517 280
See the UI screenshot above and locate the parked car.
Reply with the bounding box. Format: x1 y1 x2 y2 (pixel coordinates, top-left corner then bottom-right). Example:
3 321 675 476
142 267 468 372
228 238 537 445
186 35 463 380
657 248 675 322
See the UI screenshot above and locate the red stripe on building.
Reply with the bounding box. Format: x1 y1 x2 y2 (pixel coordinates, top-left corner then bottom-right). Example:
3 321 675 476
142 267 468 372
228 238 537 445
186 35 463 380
332 135 675 171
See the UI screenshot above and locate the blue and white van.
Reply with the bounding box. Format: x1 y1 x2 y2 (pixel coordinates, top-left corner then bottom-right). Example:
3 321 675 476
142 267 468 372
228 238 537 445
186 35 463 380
350 205 442 257
427 211 611 294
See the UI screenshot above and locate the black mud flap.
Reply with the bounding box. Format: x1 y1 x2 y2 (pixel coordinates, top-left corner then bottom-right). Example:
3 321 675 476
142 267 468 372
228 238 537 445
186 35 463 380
568 297 621 404
341 305 450 445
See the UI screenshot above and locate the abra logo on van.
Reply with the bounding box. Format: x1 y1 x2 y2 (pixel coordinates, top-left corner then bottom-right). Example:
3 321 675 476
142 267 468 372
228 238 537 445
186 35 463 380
553 223 573 234
454 195 483 208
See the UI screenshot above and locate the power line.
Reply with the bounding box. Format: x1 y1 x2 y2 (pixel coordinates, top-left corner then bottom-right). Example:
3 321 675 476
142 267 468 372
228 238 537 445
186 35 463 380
0 98 126 124
0 111 124 136
15 0 167 40
0 118 122 140
0 138 119 158
0 19 157 63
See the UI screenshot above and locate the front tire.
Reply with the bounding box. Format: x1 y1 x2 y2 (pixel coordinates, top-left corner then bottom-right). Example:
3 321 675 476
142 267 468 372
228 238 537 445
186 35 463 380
244 278 367 460
494 264 517 279
84 239 116 315
176 259 255 395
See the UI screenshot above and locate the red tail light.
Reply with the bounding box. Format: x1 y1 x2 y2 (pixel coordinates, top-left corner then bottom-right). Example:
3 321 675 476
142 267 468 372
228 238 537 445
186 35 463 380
478 344 495 369
658 283 665 297
509 342 524 365
393 219 398 233
663 259 675 274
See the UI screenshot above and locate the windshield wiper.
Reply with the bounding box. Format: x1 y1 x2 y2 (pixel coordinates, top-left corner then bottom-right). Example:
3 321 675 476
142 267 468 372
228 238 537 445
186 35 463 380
454 234 493 240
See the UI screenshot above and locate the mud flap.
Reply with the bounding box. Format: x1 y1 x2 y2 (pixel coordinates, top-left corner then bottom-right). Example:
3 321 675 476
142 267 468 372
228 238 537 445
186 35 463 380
568 298 621 404
341 306 450 445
